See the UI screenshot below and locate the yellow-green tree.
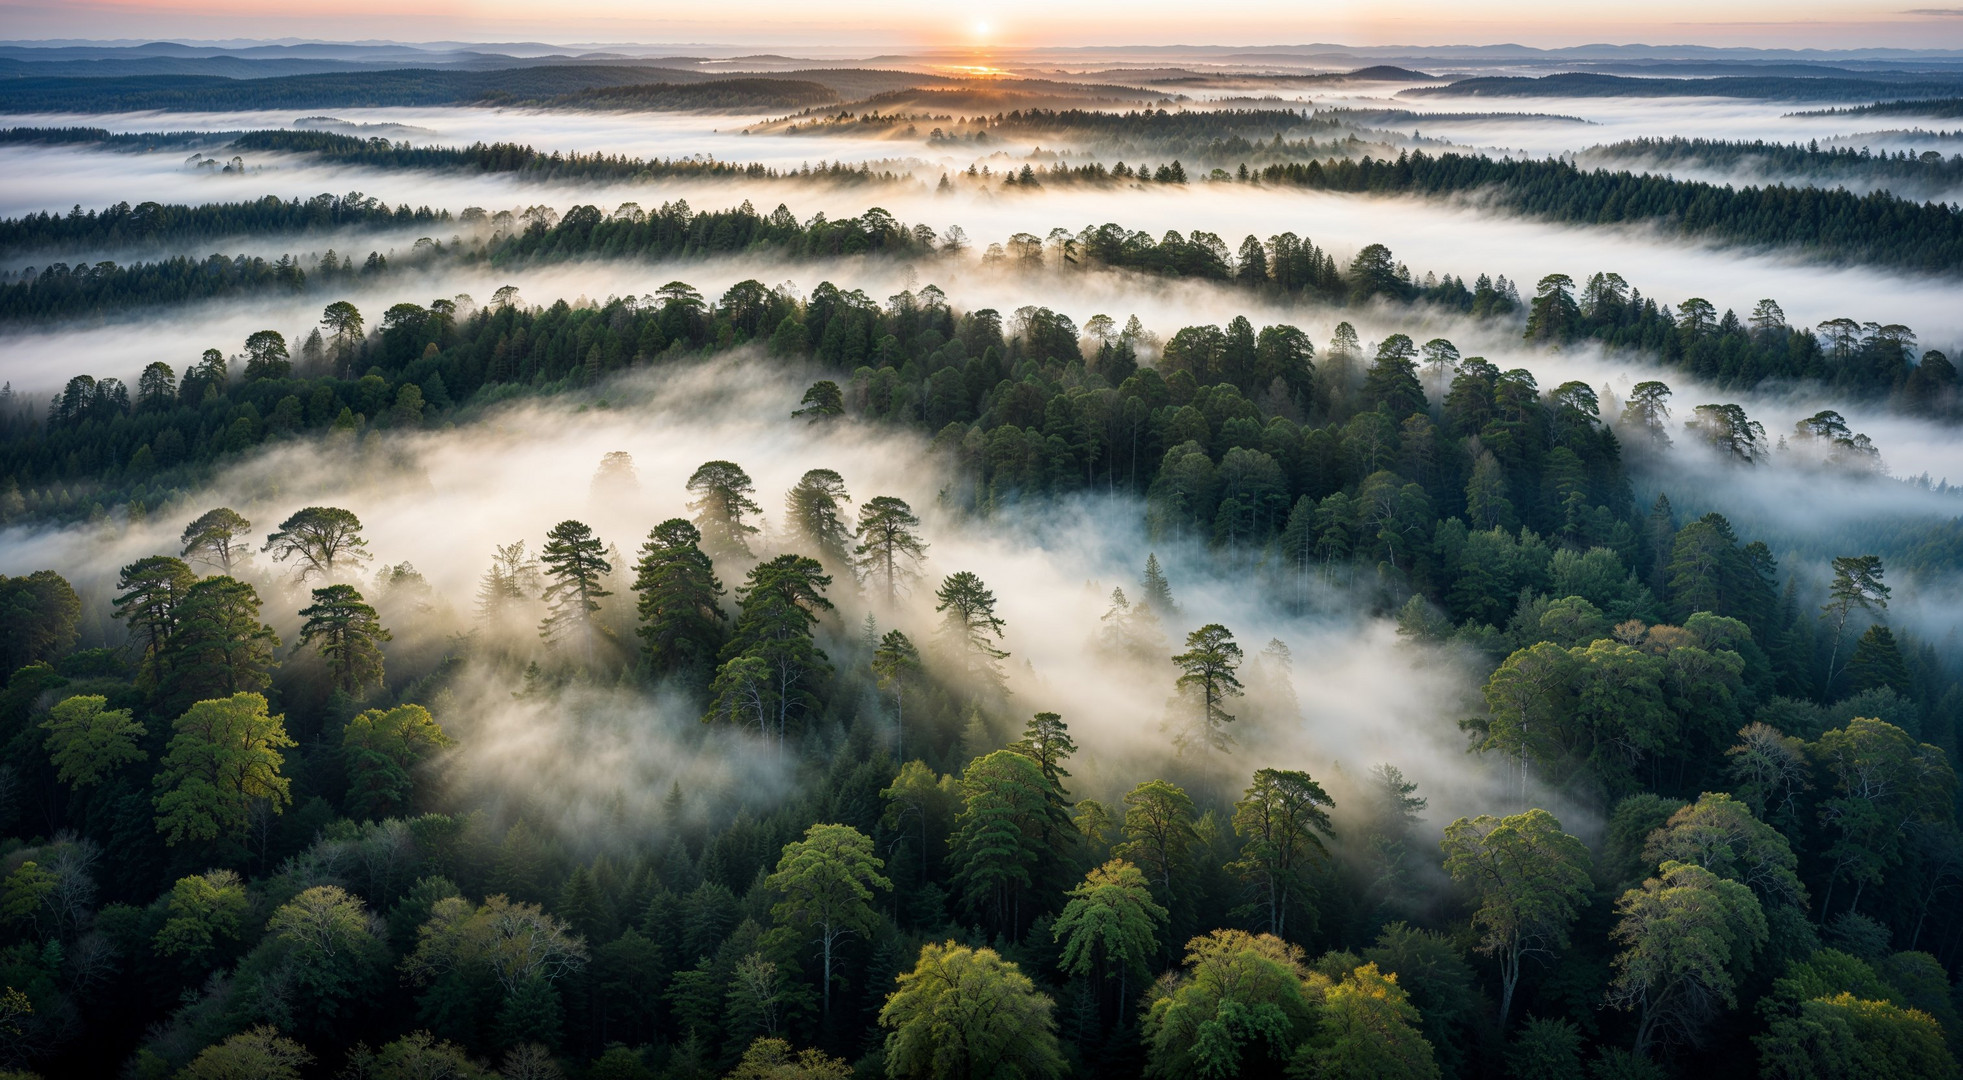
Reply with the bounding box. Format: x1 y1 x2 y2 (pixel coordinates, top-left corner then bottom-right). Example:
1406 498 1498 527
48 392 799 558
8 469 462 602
152 693 294 846
1052 859 1166 1023
341 703 452 820
1291 963 1439 1080
40 695 145 788
1143 929 1325 1079
1439 809 1592 1033
178 1026 311 1080
765 823 890 1017
154 869 248 963
879 941 1064 1080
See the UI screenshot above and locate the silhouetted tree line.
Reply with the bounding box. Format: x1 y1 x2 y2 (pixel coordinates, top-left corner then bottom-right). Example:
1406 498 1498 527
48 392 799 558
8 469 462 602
1586 136 1963 187
0 191 445 260
0 65 815 112
1258 148 1963 272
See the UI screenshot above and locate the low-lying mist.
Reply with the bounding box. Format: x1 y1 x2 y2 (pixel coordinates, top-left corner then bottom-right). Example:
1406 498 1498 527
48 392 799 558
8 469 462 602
0 356 1515 843
10 140 1960 353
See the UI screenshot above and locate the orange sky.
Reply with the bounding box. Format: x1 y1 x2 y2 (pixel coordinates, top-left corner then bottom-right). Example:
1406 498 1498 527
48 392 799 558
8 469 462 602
1 0 1958 50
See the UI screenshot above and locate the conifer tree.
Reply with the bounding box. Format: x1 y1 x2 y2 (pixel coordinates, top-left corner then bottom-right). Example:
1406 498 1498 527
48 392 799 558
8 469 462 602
538 520 612 658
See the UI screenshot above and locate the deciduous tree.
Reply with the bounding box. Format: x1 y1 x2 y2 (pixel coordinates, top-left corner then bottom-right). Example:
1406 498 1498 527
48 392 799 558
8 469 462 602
40 694 145 788
879 941 1065 1080
764 823 890 1016
1439 809 1592 1032
152 692 294 846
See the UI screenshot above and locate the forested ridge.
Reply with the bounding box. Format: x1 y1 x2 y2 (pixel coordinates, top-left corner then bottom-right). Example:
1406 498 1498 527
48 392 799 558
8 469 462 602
11 121 1963 278
0 67 840 113
1408 71 1963 101
1581 137 1963 188
1257 150 1963 273
1 258 1960 1079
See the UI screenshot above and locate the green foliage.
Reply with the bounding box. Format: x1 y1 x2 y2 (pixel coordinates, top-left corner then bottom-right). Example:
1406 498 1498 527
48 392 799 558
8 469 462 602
631 518 727 685
0 570 81 672
879 940 1064 1080
297 583 391 694
727 1037 853 1079
1053 859 1168 983
537 519 612 656
1757 993 1957 1080
1227 769 1334 939
1289 962 1439 1080
176 1026 312 1080
263 505 370 581
39 694 144 787
1143 929 1324 1079
341 703 452 820
152 692 295 845
1171 624 1243 753
1607 861 1769 1055
1440 809 1592 1031
949 751 1069 938
153 870 248 962
764 823 890 1014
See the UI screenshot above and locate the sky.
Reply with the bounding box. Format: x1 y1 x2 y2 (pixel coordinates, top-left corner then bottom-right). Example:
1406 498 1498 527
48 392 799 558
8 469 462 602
4 0 1963 51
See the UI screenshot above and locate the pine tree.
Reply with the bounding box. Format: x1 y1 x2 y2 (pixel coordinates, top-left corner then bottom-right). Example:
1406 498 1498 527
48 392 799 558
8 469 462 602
1139 553 1177 615
853 496 929 606
296 584 391 695
784 468 853 572
687 460 763 560
1846 624 1911 696
632 519 727 685
538 520 612 659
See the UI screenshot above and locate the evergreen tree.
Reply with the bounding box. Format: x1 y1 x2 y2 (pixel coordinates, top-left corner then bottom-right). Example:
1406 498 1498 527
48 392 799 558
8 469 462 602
853 495 929 606
1228 768 1335 939
709 555 833 746
296 583 391 695
1008 711 1078 794
112 554 197 688
784 468 853 572
1171 624 1244 753
687 460 763 560
1845 624 1911 696
1139 553 1177 615
162 576 279 709
1821 556 1890 690
935 571 1009 689
537 519 612 659
872 629 922 760
262 506 370 581
632 518 727 684
179 507 253 573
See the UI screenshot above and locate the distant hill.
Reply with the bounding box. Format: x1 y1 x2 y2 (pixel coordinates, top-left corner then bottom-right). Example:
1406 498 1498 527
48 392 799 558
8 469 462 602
1794 97 1963 118
0 65 949 112
1404 71 1963 101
